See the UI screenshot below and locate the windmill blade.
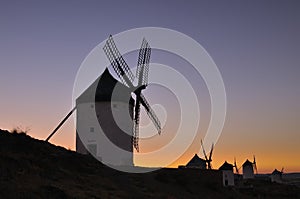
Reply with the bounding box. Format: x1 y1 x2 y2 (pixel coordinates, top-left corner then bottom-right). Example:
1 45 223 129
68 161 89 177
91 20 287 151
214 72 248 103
234 157 237 168
139 93 161 134
103 44 129 86
136 38 151 86
209 143 214 161
234 157 237 166
133 95 142 152
207 143 214 169
234 157 239 174
136 38 147 83
105 35 135 82
103 35 135 87
201 139 209 161
253 155 258 174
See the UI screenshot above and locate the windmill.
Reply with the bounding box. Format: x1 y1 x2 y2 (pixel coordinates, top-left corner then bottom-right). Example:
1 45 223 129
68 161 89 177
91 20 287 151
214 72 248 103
233 157 239 174
271 167 284 183
46 35 161 154
253 155 258 174
103 35 161 152
201 140 214 169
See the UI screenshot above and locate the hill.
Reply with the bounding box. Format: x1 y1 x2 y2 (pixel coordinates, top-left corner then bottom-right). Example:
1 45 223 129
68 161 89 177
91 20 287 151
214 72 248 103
0 129 299 199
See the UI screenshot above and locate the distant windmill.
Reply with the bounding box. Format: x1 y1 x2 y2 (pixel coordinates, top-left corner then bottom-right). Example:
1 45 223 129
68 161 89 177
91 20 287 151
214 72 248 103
201 140 214 169
45 35 161 154
242 156 257 179
271 167 284 183
103 35 161 151
233 157 240 174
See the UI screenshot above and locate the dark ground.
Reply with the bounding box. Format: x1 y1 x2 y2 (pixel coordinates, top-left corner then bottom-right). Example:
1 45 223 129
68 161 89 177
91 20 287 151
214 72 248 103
0 129 299 199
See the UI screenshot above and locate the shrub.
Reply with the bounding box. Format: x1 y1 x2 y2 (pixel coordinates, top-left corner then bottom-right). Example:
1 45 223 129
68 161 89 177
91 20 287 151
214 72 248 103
11 126 30 135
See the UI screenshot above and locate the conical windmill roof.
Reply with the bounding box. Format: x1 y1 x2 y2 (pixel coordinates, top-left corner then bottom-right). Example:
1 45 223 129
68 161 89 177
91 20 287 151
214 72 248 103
76 68 134 105
242 159 253 167
272 169 282 175
186 154 206 165
219 161 233 171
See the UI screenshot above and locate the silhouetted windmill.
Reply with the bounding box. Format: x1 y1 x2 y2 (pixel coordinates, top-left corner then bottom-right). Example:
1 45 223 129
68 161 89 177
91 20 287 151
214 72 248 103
201 140 214 169
271 168 284 183
46 35 161 153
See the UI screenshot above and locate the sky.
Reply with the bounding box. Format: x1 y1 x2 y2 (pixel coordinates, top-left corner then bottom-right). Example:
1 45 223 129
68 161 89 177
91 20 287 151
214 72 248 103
0 0 299 173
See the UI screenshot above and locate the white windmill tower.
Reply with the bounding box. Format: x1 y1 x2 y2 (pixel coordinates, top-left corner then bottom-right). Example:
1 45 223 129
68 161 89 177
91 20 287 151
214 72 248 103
270 168 283 183
242 159 254 179
219 161 234 186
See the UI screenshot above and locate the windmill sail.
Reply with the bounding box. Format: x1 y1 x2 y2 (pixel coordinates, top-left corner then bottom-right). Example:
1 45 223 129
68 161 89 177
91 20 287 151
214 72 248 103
201 140 209 161
136 38 151 86
253 155 258 174
209 143 214 161
201 140 213 169
140 93 161 134
133 94 141 151
103 35 135 87
234 157 239 174
103 35 162 152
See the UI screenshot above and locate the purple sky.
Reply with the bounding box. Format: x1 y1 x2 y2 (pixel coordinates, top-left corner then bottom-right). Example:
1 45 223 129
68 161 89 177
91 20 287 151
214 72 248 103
0 0 299 172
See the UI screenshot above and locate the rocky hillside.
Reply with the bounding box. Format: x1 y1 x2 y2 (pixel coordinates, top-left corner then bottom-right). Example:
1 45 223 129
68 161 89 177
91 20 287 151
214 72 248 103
0 129 299 199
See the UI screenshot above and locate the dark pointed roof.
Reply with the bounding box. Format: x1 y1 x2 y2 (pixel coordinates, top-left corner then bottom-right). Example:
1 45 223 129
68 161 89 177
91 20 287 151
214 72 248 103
272 169 282 175
243 159 253 167
76 68 134 105
219 161 233 171
186 154 206 166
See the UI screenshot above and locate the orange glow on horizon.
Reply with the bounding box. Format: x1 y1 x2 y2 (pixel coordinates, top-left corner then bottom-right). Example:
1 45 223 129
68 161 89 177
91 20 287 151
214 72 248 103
2 109 299 174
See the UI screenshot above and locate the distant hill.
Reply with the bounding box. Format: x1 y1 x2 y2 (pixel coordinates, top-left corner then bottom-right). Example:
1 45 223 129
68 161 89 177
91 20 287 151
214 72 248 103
0 129 299 199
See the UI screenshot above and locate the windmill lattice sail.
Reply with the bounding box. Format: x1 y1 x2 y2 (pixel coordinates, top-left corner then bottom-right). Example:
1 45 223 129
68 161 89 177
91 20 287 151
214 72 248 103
253 155 258 174
103 35 135 87
201 140 214 169
136 38 151 86
234 157 239 174
103 35 161 152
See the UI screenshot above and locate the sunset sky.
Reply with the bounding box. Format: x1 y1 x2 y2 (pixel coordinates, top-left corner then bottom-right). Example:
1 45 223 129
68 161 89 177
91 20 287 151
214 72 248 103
0 0 299 173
